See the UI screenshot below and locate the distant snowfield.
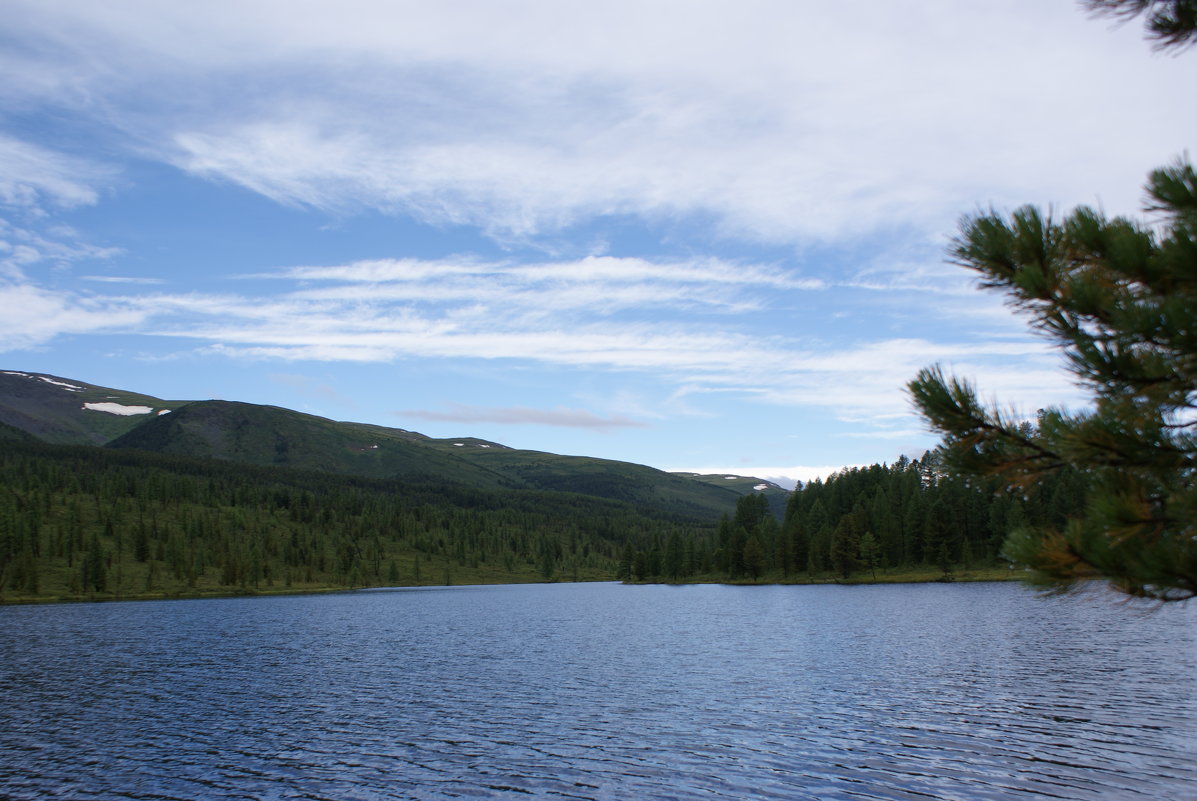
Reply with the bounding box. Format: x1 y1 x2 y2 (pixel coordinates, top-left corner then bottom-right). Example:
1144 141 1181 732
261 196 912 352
3 371 84 391
39 377 83 391
83 402 154 416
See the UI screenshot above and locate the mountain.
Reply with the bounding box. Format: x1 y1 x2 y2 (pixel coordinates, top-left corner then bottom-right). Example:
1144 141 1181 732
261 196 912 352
441 447 748 520
107 399 518 491
0 370 184 445
673 472 790 518
1 370 785 520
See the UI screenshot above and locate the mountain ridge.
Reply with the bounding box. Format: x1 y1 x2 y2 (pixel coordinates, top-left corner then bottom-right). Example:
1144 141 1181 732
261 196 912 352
0 369 787 520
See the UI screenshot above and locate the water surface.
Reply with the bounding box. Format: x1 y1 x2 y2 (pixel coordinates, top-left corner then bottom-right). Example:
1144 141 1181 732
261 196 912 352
1 581 1194 800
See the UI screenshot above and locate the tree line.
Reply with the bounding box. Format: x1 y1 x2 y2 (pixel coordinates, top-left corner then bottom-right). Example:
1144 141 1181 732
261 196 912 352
619 450 1087 583
0 440 711 601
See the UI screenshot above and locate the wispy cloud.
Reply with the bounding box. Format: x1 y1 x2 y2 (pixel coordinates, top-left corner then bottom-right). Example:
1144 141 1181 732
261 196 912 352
0 0 1162 454
0 282 149 351
397 402 648 431
80 275 164 285
0 248 1086 428
270 255 814 317
3 3 1189 246
268 372 351 405
0 135 113 211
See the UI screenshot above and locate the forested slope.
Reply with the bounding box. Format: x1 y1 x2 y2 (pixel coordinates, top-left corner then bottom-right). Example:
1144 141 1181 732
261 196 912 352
622 452 1086 583
0 440 711 602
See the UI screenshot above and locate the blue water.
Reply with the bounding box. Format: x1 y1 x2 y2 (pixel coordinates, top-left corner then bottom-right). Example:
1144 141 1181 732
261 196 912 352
0 581 1194 800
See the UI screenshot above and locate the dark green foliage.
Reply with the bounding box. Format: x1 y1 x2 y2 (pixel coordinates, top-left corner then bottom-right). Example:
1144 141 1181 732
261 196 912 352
1084 0 1197 50
739 535 762 581
0 439 713 601
774 455 1084 583
909 162 1197 601
0 421 35 442
858 531 880 579
829 518 860 579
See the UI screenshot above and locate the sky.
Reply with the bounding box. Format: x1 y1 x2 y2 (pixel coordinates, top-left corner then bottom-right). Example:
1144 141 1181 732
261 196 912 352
1 1 1193 488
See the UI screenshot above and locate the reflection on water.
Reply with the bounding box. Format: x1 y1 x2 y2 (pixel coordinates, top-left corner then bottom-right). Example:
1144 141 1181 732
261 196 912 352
0 581 1194 800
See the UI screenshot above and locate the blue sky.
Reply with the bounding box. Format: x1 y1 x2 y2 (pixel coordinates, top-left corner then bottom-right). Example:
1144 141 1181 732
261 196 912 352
1 1 1192 487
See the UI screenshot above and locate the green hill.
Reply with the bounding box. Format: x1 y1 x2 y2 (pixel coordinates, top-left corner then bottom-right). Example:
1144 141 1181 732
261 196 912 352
1 369 787 522
108 400 518 490
674 472 790 518
448 448 745 520
0 370 184 445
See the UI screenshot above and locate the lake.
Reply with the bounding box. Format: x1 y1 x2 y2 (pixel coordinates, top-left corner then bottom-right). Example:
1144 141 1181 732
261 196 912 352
0 581 1194 800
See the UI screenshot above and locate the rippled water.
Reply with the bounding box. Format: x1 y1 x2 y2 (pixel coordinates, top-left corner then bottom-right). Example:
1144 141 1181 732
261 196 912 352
1 581 1194 800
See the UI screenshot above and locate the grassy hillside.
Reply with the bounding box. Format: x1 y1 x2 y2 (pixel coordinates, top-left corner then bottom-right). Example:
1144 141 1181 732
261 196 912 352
108 400 518 490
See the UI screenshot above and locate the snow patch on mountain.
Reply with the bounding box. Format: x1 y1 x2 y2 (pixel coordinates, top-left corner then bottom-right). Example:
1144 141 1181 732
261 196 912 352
2 371 83 391
39 377 83 391
83 402 154 416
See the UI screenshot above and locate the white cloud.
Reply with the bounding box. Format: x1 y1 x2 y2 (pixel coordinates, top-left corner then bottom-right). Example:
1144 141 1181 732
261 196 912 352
0 237 1088 435
0 281 148 351
0 221 121 279
272 255 812 317
3 1 1190 245
80 275 164 285
0 233 1083 429
0 135 112 210
397 403 648 430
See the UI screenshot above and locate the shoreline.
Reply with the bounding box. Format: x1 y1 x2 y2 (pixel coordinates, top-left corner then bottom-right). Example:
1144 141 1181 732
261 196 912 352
0 567 1023 606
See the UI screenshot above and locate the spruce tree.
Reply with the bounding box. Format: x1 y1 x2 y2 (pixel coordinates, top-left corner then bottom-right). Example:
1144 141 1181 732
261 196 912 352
858 531 881 579
742 535 765 582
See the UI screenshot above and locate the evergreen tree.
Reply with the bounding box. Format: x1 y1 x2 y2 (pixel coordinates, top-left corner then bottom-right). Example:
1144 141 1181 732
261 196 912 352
1084 0 1197 50
733 493 769 534
664 531 684 581
742 535 765 582
936 541 954 581
715 514 733 574
83 530 106 593
829 518 860 579
858 531 881 579
909 161 1197 601
618 541 635 581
